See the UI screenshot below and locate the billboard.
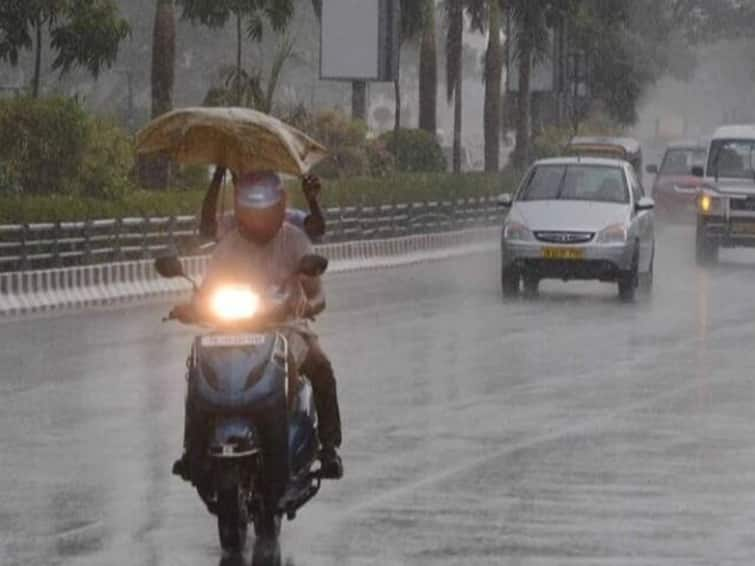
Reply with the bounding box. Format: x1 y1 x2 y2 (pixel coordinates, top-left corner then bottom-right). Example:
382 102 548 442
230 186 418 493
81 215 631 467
320 0 399 82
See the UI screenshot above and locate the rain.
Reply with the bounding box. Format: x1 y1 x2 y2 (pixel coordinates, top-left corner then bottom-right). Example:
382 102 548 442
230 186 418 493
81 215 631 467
3 1 755 565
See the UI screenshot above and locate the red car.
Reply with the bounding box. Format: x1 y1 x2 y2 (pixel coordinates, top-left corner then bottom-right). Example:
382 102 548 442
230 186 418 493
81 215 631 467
646 142 707 222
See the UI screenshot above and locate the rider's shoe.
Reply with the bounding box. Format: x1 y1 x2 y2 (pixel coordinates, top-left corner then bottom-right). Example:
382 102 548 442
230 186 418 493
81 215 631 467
319 447 343 480
172 454 191 481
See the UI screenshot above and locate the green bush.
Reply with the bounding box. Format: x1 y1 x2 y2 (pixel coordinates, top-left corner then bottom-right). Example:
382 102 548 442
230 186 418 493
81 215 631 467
284 109 402 179
174 164 212 191
80 117 135 198
0 96 89 195
0 172 518 224
288 110 371 178
365 138 396 178
0 96 135 198
379 129 447 173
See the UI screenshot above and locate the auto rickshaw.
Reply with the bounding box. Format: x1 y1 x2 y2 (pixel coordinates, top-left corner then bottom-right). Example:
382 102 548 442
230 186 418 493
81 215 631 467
565 136 643 178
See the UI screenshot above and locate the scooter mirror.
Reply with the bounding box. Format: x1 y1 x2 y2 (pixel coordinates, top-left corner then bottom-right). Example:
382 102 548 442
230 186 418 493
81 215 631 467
155 255 185 279
297 254 328 277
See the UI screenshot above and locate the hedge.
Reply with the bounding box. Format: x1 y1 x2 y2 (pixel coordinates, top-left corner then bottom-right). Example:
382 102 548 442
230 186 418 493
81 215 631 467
0 171 518 224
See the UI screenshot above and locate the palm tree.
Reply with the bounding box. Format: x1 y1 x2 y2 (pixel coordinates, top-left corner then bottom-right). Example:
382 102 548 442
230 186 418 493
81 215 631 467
177 0 294 105
418 0 438 134
394 0 426 136
446 0 464 173
151 0 175 118
508 0 574 170
143 0 176 189
507 0 547 170
468 0 503 172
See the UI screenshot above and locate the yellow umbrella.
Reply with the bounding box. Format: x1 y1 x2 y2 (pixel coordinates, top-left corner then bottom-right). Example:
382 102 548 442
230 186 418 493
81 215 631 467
135 107 328 176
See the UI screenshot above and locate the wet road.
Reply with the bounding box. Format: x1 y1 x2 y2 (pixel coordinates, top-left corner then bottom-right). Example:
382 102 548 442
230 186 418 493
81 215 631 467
4 225 755 565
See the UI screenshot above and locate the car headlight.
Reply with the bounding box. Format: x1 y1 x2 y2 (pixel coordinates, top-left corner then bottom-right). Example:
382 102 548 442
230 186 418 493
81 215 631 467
503 222 534 242
210 285 260 321
698 193 722 216
597 223 628 244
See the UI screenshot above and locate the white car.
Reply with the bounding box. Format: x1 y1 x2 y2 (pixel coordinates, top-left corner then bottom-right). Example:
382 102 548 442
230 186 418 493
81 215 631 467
500 157 656 301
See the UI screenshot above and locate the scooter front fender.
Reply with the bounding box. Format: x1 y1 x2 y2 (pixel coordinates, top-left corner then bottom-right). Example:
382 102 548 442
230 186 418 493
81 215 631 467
208 416 260 459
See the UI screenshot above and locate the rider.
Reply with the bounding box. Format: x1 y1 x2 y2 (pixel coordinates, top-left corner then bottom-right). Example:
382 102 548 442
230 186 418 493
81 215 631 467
200 166 326 243
173 171 343 480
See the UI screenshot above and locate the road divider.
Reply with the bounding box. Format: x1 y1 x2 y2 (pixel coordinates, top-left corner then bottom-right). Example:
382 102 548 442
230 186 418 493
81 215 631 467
0 227 498 317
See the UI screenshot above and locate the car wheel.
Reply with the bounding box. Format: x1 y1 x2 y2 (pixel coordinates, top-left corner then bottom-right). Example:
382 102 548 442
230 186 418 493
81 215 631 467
618 252 639 303
695 223 718 266
523 275 539 297
501 265 520 298
639 252 654 295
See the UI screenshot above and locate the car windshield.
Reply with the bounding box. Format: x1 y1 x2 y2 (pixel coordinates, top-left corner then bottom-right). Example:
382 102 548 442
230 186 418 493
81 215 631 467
519 164 629 204
660 148 707 175
706 139 755 179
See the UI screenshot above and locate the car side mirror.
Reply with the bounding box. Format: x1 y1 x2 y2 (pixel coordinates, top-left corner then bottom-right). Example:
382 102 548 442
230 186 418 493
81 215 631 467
497 193 513 208
297 254 328 277
692 165 704 178
636 197 655 212
155 254 185 279
646 164 658 175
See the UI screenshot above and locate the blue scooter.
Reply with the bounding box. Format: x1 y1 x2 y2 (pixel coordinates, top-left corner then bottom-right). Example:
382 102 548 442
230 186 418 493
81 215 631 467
155 253 328 553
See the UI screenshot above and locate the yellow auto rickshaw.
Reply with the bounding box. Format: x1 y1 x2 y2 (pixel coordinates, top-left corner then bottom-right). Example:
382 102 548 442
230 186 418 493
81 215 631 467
565 136 643 178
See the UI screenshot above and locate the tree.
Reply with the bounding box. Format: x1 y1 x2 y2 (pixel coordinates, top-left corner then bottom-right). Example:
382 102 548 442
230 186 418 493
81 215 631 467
143 0 177 190
446 0 464 173
0 0 130 98
467 0 503 172
152 0 175 119
395 0 426 136
177 0 294 105
506 0 577 169
569 0 690 126
507 0 551 170
204 34 296 114
418 0 438 134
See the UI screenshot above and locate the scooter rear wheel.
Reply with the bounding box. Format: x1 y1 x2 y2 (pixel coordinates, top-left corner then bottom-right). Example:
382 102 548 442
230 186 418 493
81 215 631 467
253 507 281 540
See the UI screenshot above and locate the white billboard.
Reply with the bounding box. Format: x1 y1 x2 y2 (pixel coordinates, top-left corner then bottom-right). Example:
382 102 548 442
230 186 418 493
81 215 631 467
320 0 398 82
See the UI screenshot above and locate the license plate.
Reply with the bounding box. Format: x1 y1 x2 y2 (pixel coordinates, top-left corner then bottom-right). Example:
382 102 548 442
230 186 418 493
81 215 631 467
542 247 584 260
201 334 266 348
732 223 755 235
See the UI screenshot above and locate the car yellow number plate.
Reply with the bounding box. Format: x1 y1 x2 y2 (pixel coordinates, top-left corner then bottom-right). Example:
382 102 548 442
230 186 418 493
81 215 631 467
542 247 584 260
732 223 755 235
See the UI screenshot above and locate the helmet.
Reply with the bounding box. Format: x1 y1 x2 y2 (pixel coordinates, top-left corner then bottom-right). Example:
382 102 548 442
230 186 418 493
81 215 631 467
234 171 287 244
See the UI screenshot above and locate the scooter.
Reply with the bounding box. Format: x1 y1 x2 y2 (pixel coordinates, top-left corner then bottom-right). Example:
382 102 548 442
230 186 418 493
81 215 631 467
155 253 328 553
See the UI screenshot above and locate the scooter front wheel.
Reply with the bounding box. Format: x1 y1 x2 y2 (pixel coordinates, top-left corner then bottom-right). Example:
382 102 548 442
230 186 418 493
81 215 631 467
217 485 248 553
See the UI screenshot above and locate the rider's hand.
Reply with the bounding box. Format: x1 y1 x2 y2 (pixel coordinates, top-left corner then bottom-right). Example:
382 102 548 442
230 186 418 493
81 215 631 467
170 303 197 323
302 175 321 203
265 286 307 323
286 290 309 319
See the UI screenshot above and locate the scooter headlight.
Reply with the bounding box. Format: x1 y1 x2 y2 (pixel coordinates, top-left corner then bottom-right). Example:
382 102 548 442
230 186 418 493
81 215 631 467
210 286 260 321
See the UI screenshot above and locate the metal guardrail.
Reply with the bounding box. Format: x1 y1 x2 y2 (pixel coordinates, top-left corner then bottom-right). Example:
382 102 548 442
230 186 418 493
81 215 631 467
0 227 499 317
0 197 504 272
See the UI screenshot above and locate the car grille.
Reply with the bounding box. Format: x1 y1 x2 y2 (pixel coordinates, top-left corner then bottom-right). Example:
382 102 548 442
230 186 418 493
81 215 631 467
730 198 755 212
534 231 595 244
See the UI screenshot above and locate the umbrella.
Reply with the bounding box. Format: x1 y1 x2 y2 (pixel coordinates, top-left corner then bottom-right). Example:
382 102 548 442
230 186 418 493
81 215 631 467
135 107 328 176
